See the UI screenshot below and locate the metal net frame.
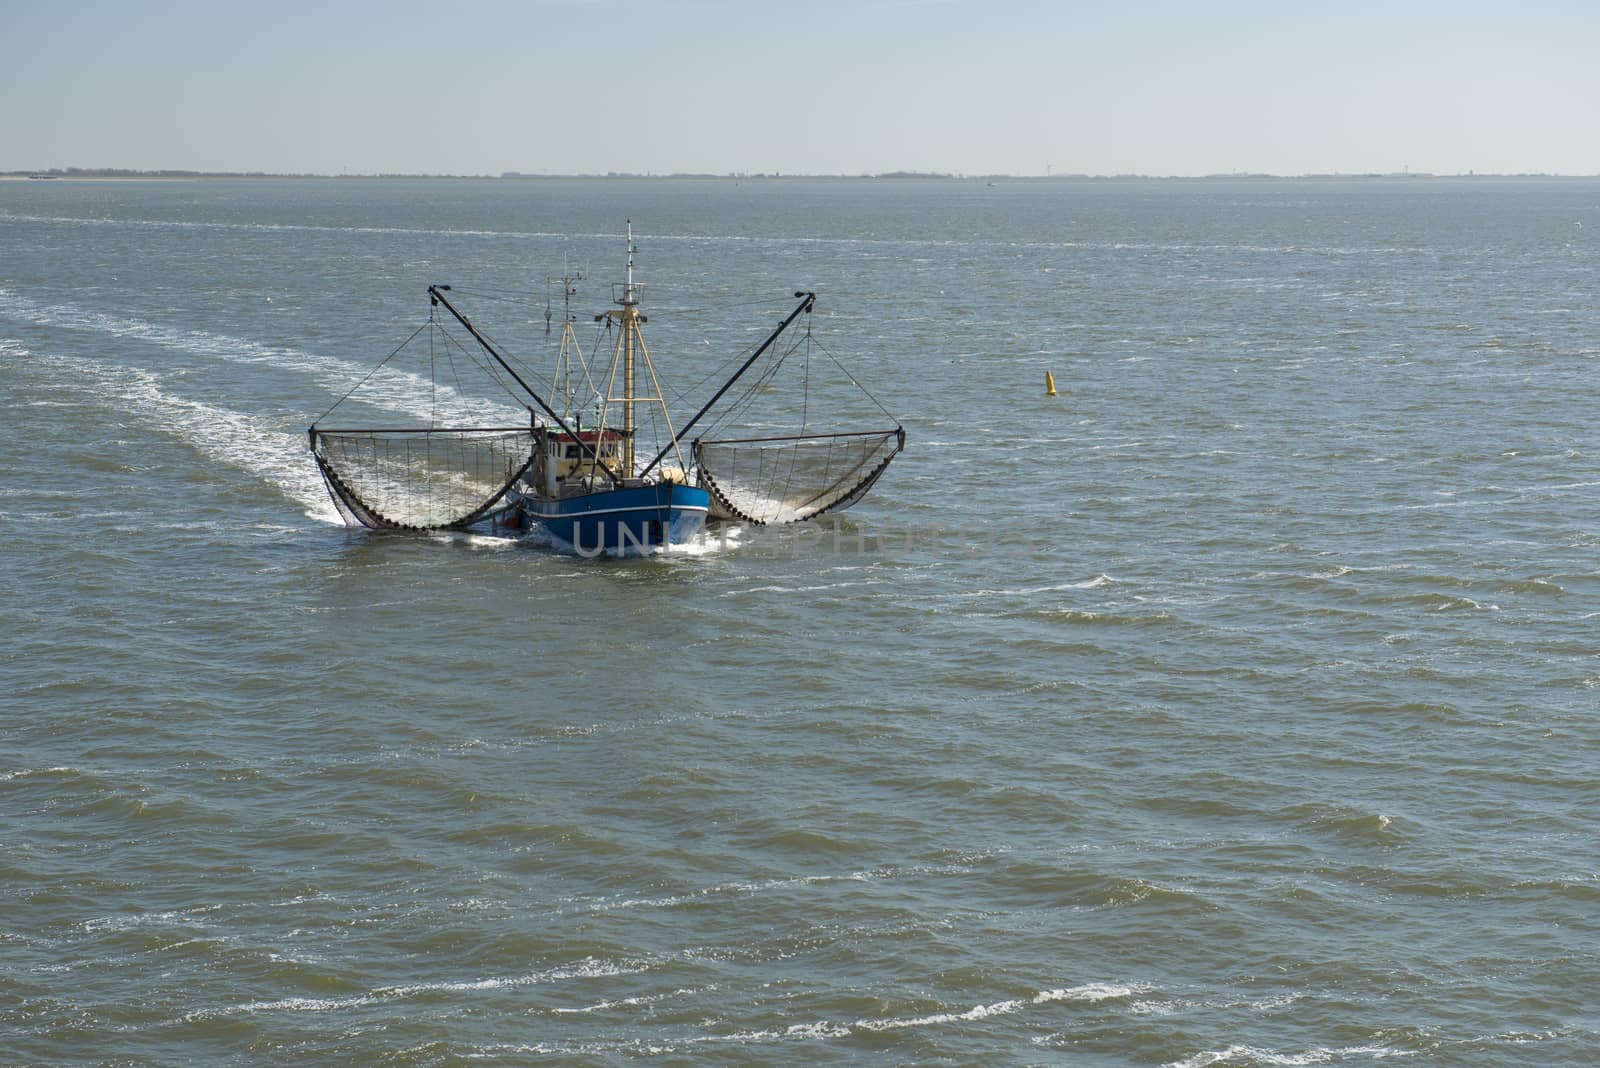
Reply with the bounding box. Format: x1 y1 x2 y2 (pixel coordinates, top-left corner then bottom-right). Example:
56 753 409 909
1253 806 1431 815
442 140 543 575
693 427 905 525
310 427 537 531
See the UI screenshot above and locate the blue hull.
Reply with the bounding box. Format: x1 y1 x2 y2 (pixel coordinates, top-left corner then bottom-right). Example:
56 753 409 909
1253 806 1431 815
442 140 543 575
517 482 709 555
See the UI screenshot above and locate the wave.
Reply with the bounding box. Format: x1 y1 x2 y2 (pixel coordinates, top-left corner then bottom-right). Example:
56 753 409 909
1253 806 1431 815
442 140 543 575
594 868 893 912
0 210 576 243
959 574 1118 597
1166 1043 1400 1067
551 985 716 1016
1281 802 1405 843
182 956 648 1021
1385 592 1501 612
81 903 226 933
0 764 89 783
1018 607 1175 626
1495 577 1565 596
483 983 1154 1056
582 852 1002 914
0 210 1441 258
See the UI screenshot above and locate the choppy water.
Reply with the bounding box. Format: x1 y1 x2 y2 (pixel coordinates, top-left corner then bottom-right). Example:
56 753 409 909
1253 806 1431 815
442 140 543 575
3 176 1599 1066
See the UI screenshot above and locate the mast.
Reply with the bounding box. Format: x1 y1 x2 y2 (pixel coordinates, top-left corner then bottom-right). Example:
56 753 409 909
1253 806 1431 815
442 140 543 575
621 222 638 475
597 221 644 477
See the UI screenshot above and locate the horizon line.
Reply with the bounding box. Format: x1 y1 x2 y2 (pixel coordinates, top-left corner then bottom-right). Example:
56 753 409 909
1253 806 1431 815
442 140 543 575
7 167 1599 182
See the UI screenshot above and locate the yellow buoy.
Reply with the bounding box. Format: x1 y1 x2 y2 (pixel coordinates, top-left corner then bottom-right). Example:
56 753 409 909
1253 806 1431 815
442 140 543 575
1045 370 1058 397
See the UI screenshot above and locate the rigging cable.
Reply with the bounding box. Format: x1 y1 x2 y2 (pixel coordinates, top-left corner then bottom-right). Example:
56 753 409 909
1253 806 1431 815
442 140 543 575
311 320 432 425
807 332 898 422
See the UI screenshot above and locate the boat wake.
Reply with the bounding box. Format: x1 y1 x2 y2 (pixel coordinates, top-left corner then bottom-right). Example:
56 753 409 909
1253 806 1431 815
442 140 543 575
0 286 521 425
10 344 338 523
659 523 746 557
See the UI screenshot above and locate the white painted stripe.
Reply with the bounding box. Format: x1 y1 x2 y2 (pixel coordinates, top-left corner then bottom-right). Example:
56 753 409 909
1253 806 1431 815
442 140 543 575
523 504 710 520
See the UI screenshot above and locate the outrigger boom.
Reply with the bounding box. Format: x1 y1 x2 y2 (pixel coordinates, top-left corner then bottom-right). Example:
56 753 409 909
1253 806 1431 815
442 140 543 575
637 291 815 480
426 283 622 489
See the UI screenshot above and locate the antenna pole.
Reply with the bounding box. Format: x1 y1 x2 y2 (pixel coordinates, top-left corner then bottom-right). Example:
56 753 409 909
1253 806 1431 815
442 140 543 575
547 261 583 415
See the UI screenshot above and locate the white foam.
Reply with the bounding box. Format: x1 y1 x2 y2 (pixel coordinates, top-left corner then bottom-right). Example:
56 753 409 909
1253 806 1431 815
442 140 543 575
849 983 1150 1034
1034 982 1151 1003
1132 998 1181 1016
431 530 521 550
602 869 882 911
82 903 224 932
0 765 81 782
659 523 745 557
0 287 523 425
714 1022 854 1042
375 957 645 998
550 986 714 1016
185 993 387 1019
457 979 1156 1056
1166 1044 1403 1068
26 351 341 523
855 998 1025 1030
187 957 647 1021
960 574 1118 597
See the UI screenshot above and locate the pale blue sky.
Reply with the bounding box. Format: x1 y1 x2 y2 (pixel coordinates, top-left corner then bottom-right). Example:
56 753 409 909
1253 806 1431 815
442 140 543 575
3 0 1597 176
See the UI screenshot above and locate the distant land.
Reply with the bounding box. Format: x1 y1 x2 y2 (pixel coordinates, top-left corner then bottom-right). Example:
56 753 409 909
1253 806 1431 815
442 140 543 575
4 167 1594 181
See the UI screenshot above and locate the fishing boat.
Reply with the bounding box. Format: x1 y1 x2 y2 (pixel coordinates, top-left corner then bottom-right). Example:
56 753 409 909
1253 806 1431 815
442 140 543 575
308 224 903 554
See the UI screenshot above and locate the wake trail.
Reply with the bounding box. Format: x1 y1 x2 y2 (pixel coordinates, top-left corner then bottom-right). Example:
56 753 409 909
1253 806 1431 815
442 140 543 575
0 287 525 425
10 342 338 523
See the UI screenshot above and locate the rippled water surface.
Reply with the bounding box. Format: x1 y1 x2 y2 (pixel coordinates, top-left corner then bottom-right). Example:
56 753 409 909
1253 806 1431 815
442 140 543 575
4 177 1599 1065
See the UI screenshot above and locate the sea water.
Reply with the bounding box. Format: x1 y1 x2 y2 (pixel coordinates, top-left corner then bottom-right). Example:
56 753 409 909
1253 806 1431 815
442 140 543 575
3 176 1598 1065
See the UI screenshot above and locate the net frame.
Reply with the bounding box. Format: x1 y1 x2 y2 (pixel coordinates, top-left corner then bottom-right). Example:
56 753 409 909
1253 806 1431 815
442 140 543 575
693 427 904 525
310 426 537 531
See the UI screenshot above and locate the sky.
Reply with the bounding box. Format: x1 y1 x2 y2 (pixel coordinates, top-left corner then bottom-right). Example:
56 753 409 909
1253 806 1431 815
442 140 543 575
3 0 1598 177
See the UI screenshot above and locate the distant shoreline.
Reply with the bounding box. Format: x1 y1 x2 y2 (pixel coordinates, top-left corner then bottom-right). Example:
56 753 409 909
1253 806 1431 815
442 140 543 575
4 169 1596 182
